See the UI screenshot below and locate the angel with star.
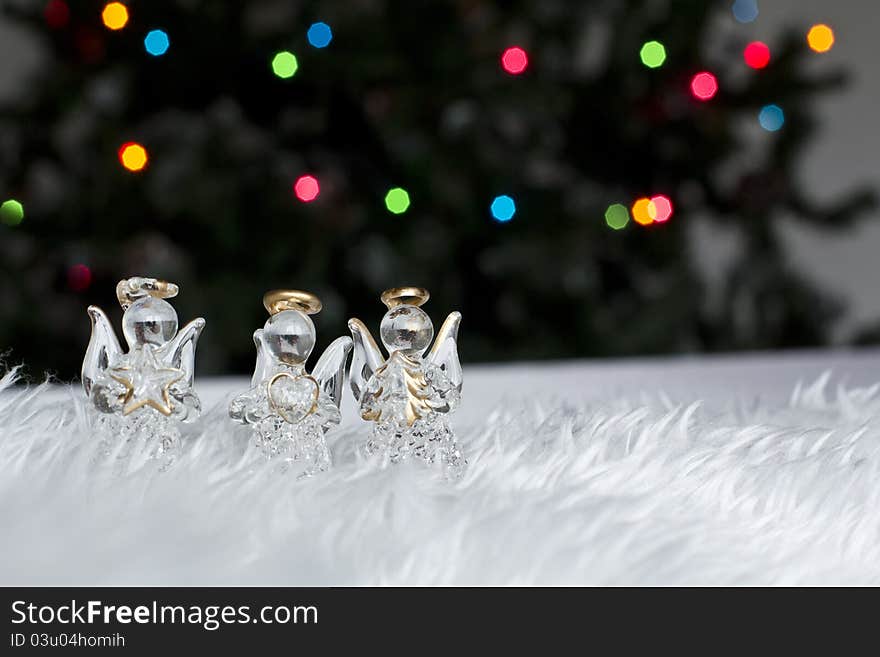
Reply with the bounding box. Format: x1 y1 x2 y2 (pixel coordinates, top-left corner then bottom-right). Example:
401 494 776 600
82 276 205 468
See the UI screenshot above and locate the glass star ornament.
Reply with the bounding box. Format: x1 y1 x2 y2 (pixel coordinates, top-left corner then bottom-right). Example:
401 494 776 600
82 277 205 468
348 287 465 479
228 290 352 476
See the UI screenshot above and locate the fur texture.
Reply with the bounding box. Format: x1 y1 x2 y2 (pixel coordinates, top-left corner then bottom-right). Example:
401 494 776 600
1 357 879 585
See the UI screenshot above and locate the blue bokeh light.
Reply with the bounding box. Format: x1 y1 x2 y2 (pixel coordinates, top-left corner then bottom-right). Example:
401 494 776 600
759 104 785 131
307 22 333 48
490 195 516 222
731 0 759 24
144 29 170 56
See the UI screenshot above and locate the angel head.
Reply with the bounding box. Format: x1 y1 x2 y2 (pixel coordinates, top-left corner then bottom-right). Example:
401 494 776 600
379 287 434 355
260 290 323 365
115 277 182 348
122 296 178 348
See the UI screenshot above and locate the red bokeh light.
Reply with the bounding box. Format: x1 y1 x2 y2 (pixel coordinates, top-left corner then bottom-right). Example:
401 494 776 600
743 41 771 69
294 175 320 202
75 28 106 64
650 195 674 223
68 264 93 292
690 72 718 101
44 0 70 29
501 46 529 75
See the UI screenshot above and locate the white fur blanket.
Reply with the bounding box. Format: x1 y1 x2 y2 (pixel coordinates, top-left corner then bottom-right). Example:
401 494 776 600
1 352 879 585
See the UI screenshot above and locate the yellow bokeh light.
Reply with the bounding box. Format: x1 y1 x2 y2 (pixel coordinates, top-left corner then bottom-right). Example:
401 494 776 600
807 24 834 53
119 142 148 172
631 198 656 225
102 2 129 31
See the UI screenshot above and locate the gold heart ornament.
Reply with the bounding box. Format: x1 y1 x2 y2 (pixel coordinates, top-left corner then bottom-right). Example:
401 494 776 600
267 373 320 424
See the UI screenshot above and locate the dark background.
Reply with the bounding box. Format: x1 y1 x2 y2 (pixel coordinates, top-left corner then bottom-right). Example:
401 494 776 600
0 0 877 379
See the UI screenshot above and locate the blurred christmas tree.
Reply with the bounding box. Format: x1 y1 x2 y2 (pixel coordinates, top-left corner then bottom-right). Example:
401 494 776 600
0 0 875 378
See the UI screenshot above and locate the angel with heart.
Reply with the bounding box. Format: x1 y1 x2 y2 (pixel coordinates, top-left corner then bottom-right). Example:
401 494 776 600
228 290 352 476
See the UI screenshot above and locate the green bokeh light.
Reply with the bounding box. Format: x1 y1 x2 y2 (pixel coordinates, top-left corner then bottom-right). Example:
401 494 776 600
639 41 666 68
384 187 411 214
0 199 24 226
605 203 629 230
271 51 298 78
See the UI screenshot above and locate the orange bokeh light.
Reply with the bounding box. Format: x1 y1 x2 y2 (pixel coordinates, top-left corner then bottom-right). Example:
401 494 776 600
632 198 656 225
101 2 129 30
118 142 148 172
807 24 834 53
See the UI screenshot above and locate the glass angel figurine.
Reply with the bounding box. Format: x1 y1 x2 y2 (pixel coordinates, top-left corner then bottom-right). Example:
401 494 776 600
228 290 352 476
348 287 465 479
82 276 205 465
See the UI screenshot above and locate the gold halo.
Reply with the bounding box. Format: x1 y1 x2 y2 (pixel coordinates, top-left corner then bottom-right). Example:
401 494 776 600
380 286 430 309
263 289 323 316
116 278 179 309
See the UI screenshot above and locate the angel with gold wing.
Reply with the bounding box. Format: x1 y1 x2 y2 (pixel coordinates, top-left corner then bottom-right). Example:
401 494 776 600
82 277 205 467
348 287 465 479
228 290 352 476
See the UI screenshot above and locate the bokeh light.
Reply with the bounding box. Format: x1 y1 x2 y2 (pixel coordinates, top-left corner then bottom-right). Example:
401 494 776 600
75 28 105 64
690 72 718 101
118 142 148 172
307 22 333 48
67 264 93 292
758 104 785 131
501 47 528 75
631 198 655 225
731 0 758 24
639 41 666 68
650 195 673 223
0 199 24 226
44 0 70 29
294 175 320 202
490 195 516 222
605 204 630 230
144 29 170 56
807 24 834 53
744 41 770 69
101 2 128 31
384 187 410 214
272 51 298 78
